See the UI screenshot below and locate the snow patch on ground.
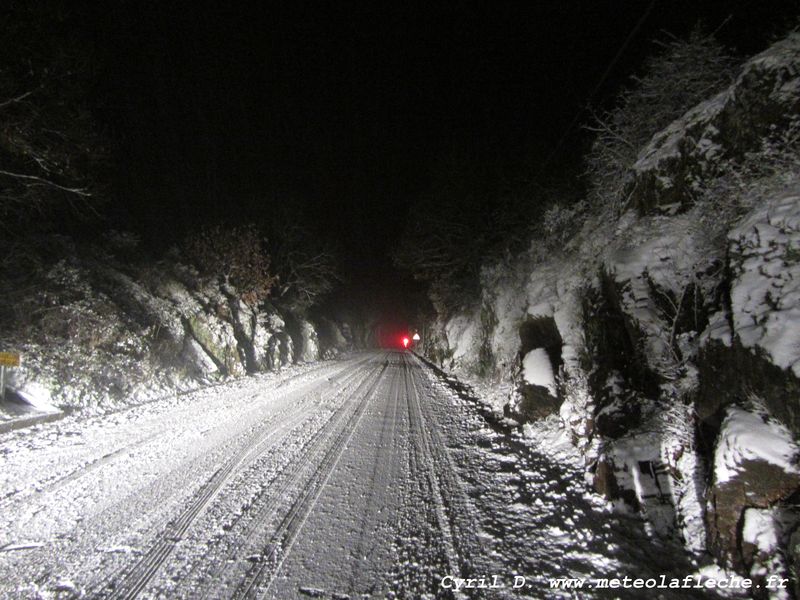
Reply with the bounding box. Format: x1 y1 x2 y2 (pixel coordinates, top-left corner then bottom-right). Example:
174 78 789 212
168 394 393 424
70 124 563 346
10 381 59 413
522 415 585 471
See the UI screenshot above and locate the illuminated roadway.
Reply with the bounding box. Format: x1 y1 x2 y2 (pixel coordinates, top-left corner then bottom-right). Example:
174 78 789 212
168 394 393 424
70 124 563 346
0 351 702 599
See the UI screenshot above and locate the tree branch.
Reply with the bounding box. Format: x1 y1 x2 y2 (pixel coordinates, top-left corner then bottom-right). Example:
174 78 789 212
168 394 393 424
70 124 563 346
0 90 36 110
0 169 92 196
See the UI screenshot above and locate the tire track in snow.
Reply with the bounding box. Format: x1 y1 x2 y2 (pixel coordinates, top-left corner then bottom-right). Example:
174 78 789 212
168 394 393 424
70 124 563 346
407 354 483 579
341 354 405 595
247 352 414 599
93 398 318 599
231 356 389 599
185 353 388 598
0 360 346 517
389 352 483 599
90 360 376 599
0 432 162 510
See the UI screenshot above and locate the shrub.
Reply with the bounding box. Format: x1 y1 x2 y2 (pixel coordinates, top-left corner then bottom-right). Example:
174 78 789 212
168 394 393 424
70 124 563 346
541 199 588 249
182 224 278 305
695 114 800 250
585 27 736 216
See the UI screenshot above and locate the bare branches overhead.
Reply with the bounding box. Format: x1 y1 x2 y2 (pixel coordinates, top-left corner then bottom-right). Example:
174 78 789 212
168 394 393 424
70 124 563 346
0 2 106 230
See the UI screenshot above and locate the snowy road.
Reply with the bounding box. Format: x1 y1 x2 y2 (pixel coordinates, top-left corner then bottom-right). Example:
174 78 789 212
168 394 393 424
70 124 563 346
0 352 709 599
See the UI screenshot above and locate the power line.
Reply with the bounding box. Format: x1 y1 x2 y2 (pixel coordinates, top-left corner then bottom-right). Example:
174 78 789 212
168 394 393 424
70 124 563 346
538 0 656 174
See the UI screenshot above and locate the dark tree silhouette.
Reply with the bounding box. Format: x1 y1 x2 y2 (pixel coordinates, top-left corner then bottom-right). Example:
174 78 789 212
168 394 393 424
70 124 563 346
183 224 278 306
0 1 106 229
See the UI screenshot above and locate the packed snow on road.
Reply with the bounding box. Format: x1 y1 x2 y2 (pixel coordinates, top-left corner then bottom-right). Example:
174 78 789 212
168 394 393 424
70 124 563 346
2 352 717 599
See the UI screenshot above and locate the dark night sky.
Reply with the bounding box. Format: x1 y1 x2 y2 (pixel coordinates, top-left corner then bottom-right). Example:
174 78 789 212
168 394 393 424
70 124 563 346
81 0 797 318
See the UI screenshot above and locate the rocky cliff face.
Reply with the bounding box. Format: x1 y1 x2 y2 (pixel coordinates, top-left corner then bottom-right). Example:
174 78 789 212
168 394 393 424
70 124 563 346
428 33 800 592
630 33 800 214
1 239 354 413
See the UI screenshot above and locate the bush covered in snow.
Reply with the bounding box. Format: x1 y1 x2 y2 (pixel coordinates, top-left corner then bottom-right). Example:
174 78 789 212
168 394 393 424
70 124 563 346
585 28 736 216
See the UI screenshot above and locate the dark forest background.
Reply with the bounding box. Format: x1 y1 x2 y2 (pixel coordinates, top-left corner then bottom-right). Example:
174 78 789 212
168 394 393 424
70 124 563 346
1 1 797 323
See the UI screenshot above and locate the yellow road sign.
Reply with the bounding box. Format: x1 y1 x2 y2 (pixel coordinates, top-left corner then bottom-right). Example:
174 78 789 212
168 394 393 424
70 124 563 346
0 352 20 367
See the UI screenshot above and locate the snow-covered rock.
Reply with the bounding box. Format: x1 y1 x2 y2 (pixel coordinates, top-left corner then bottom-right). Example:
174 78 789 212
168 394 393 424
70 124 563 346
714 406 800 485
741 508 792 600
295 318 320 363
729 190 800 377
419 32 800 583
185 311 245 377
1 242 329 412
630 33 800 213
708 405 800 573
443 306 483 374
313 316 350 359
605 213 718 377
698 187 800 435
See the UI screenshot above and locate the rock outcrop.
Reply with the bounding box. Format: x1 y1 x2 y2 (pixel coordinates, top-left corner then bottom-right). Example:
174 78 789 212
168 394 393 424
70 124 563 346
3 243 349 412
630 33 800 214
708 406 800 577
425 32 800 590
698 190 800 435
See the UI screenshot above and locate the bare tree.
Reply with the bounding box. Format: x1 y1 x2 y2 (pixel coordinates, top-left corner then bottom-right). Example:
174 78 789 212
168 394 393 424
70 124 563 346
268 222 341 310
393 197 485 317
0 2 106 228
